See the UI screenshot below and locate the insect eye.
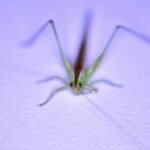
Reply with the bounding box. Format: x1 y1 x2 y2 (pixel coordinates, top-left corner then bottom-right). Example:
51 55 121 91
79 82 82 87
70 82 73 87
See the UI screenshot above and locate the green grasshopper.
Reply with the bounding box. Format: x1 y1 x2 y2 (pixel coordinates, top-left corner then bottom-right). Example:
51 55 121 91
24 15 150 107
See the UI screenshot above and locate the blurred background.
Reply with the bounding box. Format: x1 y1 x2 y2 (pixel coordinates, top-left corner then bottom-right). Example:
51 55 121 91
0 0 150 150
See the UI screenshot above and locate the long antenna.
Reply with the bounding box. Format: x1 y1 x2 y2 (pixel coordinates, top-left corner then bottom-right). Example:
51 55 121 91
80 92 148 150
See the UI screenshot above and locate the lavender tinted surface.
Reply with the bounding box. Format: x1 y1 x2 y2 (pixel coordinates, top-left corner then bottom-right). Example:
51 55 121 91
0 0 150 150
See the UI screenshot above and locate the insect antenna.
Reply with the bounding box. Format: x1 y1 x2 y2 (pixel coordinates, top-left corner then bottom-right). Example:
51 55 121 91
80 92 148 150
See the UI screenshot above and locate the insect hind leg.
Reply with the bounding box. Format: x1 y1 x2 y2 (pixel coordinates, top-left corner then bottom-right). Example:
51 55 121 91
115 25 150 44
85 24 150 81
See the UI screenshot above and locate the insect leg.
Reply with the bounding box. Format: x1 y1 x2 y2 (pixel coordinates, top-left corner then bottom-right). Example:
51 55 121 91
21 22 49 47
48 20 73 77
90 79 123 88
39 85 69 107
22 20 72 78
82 84 98 93
85 25 150 79
116 25 150 43
36 76 68 84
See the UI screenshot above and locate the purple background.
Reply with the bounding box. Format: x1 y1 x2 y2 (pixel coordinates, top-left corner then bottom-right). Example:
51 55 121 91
0 0 150 150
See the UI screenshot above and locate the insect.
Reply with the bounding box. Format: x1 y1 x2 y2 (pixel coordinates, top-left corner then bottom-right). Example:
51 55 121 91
23 14 150 107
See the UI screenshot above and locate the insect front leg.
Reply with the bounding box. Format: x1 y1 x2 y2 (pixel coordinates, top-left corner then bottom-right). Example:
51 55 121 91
82 84 98 94
39 85 69 107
